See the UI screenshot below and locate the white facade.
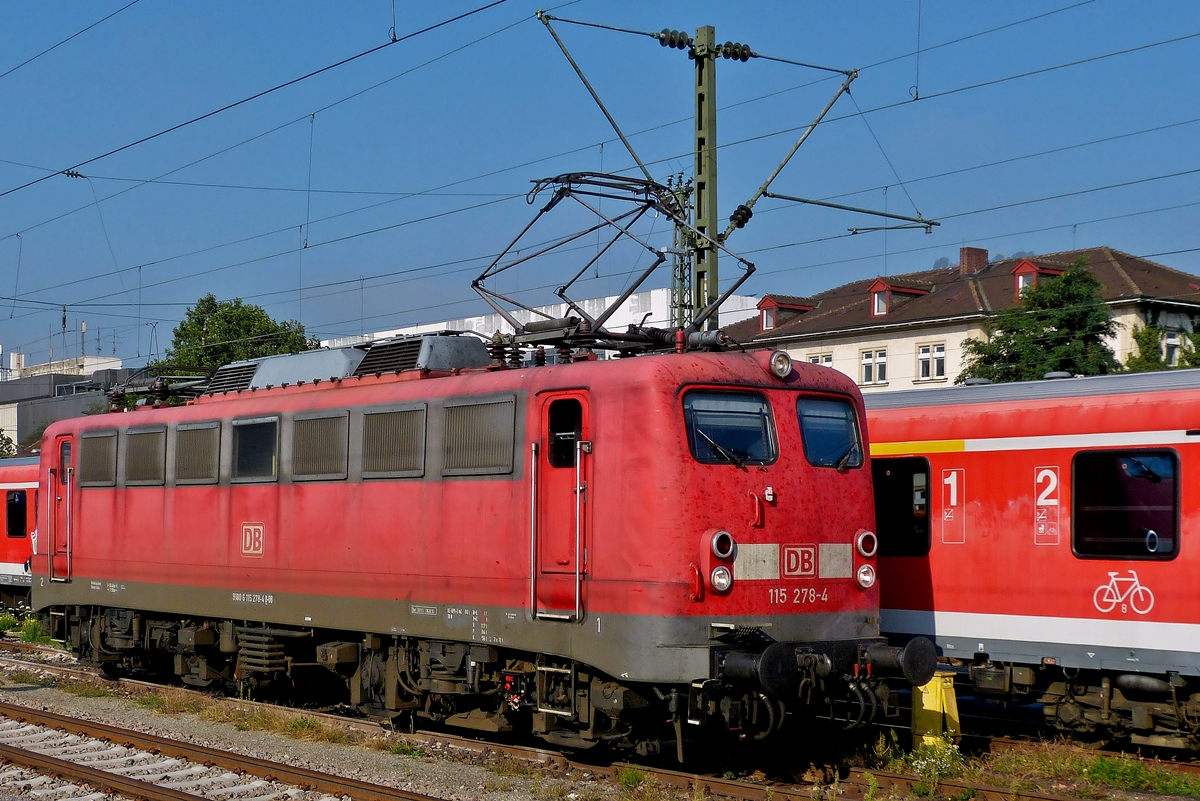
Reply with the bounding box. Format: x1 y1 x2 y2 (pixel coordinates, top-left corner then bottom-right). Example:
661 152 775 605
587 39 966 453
324 288 758 348
14 355 122 380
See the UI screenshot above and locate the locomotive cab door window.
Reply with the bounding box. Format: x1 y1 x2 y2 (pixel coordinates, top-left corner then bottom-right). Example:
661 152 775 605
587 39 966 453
1072 449 1178 559
533 393 591 619
682 391 777 466
232 417 279 482
872 457 931 557
6 491 26 538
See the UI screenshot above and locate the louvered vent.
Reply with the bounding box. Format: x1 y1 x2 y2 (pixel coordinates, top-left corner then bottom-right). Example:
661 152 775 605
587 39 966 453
354 339 423 376
206 362 259 394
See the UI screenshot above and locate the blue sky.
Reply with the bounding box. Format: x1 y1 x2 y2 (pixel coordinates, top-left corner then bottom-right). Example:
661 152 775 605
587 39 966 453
1 1 1197 366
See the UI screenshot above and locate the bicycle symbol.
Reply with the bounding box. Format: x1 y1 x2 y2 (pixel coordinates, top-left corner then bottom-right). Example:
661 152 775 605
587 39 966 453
1092 570 1154 615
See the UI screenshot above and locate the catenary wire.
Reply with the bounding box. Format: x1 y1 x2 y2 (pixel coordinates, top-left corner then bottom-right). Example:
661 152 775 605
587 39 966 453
0 0 141 82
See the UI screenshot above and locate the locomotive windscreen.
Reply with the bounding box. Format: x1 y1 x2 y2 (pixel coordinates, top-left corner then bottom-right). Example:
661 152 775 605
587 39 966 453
683 392 777 465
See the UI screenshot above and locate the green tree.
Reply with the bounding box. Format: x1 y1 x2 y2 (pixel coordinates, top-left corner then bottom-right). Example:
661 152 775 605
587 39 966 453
0 430 15 458
1125 325 1168 372
957 258 1120 384
160 294 317 372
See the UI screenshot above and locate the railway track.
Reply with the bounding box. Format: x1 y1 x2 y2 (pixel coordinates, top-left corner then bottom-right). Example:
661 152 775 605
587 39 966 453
0 640 1184 801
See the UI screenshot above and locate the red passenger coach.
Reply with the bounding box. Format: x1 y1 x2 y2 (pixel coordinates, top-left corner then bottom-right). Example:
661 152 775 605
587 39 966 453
32 335 932 756
867 370 1200 748
0 457 37 607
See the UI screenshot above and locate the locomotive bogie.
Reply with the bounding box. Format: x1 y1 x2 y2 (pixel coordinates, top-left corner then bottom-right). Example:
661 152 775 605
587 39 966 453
867 369 1200 748
32 346 923 752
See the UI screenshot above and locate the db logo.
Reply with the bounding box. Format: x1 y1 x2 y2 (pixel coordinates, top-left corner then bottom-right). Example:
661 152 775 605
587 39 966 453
241 523 265 557
782 545 816 577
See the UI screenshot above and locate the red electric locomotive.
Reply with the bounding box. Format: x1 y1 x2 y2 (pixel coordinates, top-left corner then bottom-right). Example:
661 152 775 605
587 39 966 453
0 457 37 608
867 370 1200 748
31 334 933 756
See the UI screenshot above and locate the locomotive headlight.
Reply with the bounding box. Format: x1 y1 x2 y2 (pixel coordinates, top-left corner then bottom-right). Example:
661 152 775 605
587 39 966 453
856 563 876 589
768 350 793 379
711 565 734 592
856 530 878 558
711 530 736 559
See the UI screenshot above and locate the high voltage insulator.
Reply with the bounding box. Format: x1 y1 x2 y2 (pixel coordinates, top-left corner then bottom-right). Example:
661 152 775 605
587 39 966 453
720 41 752 61
729 204 753 229
658 28 692 49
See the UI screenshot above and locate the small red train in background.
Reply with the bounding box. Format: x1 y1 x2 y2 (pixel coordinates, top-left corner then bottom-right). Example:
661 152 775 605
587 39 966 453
0 456 37 608
867 370 1200 749
31 334 932 757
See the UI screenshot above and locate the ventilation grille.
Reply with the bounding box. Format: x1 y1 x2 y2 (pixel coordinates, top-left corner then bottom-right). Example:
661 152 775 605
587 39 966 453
79 432 118 486
206 362 259 394
126 429 166 485
293 415 348 479
363 408 425 476
354 339 423 375
176 424 219 483
443 399 515 476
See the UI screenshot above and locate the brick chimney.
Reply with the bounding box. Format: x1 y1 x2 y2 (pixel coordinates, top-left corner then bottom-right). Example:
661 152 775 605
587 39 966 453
960 246 988 275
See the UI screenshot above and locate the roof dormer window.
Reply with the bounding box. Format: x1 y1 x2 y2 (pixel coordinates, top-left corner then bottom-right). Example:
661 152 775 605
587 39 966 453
761 307 775 330
872 290 888 316
1017 272 1034 294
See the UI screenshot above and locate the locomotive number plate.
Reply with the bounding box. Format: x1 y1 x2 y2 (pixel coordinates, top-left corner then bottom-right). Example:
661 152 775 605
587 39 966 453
768 587 828 604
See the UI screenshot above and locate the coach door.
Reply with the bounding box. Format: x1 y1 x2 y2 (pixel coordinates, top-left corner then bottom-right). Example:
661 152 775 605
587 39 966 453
532 393 591 620
49 435 73 582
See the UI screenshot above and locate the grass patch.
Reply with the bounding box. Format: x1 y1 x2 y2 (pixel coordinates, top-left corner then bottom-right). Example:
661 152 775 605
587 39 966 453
135 688 212 715
0 613 19 634
199 701 361 744
487 758 533 778
1084 754 1200 797
18 617 52 644
373 738 423 757
7 670 54 687
59 680 113 698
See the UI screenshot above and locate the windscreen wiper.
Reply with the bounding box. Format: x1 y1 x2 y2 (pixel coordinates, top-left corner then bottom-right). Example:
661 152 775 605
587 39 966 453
834 442 860 473
696 428 747 470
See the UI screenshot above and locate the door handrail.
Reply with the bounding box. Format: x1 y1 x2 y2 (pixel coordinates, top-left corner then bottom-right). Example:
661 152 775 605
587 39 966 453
46 468 56 583
529 442 538 619
65 467 73 580
573 440 591 622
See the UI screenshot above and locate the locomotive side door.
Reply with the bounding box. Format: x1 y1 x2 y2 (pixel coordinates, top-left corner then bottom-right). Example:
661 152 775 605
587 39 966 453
49 435 74 582
533 393 591 619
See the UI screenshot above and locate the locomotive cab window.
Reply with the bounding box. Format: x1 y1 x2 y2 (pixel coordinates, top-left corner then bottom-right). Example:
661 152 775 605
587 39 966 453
797 398 863 469
872 457 930 557
232 417 279 482
683 391 777 466
6 491 26 538
1073 449 1178 559
547 398 582 468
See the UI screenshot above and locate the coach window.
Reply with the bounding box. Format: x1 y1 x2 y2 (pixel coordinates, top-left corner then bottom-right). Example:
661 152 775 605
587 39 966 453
872 457 930 557
79 430 118 487
6 491 26 538
797 398 862 469
232 417 279 481
683 391 777 466
1073 449 1178 559
547 399 582 468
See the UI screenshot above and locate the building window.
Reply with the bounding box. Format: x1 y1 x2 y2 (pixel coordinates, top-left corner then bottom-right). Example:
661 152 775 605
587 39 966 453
861 349 887 384
917 344 946 381
872 291 887 316
1073 449 1177 559
809 354 832 366
1166 331 1181 366
1017 273 1034 294
761 307 775 330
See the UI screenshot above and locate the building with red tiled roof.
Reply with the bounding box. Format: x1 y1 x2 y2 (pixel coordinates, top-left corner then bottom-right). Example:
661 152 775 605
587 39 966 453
723 246 1200 392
